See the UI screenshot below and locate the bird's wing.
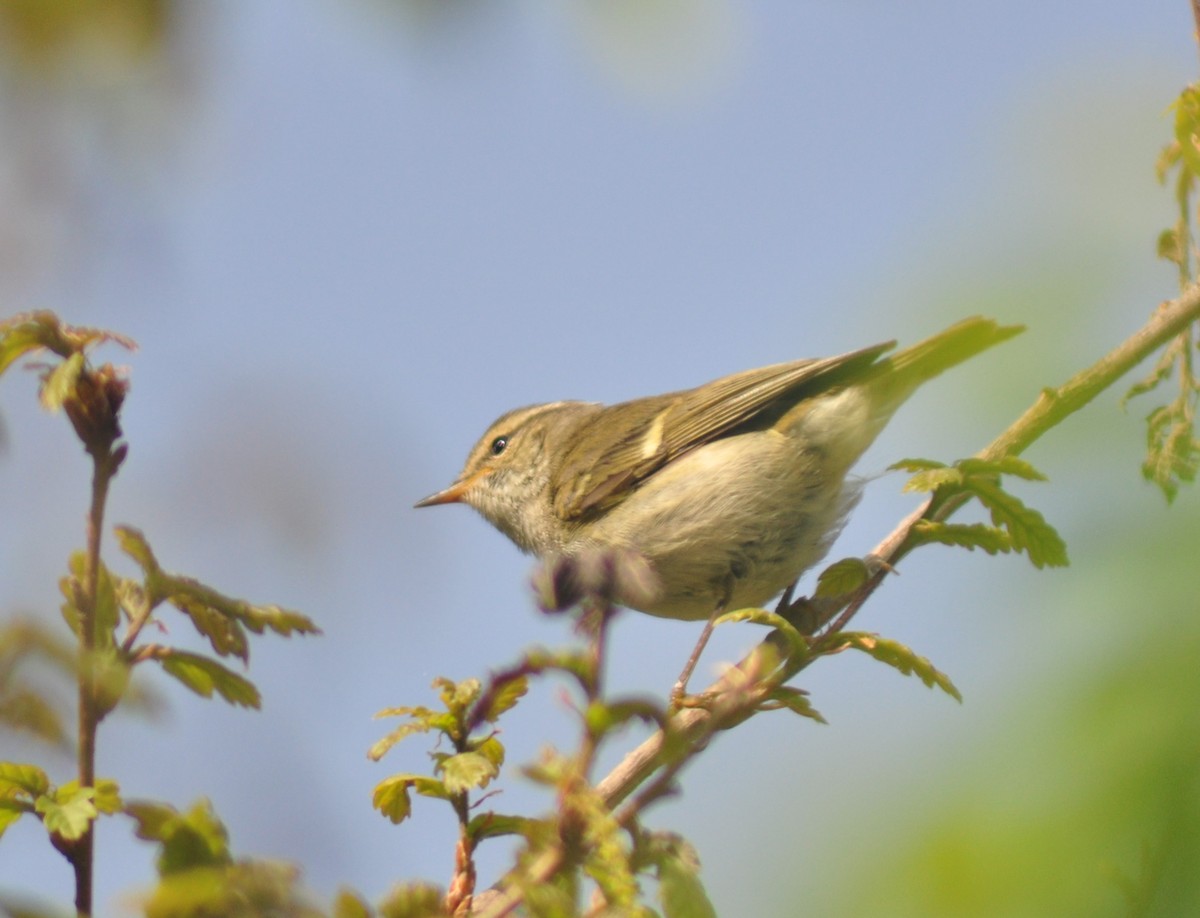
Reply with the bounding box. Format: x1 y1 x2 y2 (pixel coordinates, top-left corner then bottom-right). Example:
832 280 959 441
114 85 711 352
552 341 894 520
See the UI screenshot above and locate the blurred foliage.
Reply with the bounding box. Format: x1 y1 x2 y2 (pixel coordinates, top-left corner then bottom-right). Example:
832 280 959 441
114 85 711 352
796 493 1200 917
0 0 170 68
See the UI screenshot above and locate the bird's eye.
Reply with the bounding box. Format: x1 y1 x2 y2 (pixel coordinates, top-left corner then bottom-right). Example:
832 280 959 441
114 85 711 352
490 436 509 457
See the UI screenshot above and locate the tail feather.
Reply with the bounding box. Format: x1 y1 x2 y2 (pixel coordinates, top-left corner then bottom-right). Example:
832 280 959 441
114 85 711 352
866 316 1023 409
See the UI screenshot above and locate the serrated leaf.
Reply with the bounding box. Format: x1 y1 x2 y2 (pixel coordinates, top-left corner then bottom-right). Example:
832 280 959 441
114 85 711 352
156 651 261 708
758 686 827 724
901 466 963 493
36 785 97 840
910 520 1014 556
479 674 527 723
162 574 319 643
969 479 1069 569
474 735 506 770
173 594 250 661
368 720 437 762
714 607 805 659
57 778 121 817
438 751 498 794
467 812 547 842
372 776 415 824
125 798 232 874
434 677 480 717
1173 85 1200 176
957 456 1048 482
814 557 870 601
114 525 162 577
0 762 51 797
39 351 84 413
833 632 962 702
888 458 948 473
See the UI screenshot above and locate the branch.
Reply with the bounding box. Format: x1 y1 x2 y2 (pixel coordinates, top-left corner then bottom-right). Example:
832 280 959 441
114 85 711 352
595 282 1200 812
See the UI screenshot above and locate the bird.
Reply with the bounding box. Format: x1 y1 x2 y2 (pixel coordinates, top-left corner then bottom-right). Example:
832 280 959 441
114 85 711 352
416 317 1020 622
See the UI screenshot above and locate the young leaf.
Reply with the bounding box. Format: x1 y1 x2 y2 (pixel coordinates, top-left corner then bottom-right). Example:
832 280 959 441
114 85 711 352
372 776 415 824
332 888 374 918
0 761 51 798
657 842 717 918
968 479 1069 569
438 751 499 794
888 458 948 473
38 351 85 413
909 521 1014 556
814 557 870 601
125 798 232 874
956 456 1048 482
36 785 97 841
714 607 806 659
114 525 162 578
758 686 827 724
900 466 963 494
830 633 962 702
466 812 548 843
478 674 528 723
375 882 447 918
155 650 261 708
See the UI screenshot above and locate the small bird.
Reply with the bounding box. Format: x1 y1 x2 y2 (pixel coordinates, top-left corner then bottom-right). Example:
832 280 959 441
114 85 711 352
417 317 1020 621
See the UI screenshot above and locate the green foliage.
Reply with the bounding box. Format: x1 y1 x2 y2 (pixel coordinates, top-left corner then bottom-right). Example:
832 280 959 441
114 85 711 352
1128 83 1200 502
0 619 75 746
823 632 962 702
0 763 122 845
894 456 1068 568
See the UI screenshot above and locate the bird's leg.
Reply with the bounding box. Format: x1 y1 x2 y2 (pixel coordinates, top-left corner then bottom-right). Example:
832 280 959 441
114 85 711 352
670 583 733 707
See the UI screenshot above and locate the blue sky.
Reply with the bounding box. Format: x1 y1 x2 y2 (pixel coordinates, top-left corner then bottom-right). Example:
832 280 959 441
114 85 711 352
0 2 1195 914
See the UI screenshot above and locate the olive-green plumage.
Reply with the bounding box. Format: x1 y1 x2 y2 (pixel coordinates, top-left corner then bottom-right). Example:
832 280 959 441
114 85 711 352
417 317 1020 620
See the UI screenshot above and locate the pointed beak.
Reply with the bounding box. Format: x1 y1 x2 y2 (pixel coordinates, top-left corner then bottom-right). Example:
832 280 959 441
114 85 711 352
414 480 470 508
414 467 491 508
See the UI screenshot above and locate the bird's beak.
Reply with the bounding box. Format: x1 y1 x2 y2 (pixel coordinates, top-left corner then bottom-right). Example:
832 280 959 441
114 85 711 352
415 466 494 508
414 480 470 508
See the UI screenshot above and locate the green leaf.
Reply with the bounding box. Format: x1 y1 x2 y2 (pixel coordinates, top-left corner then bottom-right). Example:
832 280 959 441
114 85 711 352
1172 84 1200 176
474 735 506 770
114 525 162 577
956 456 1048 482
714 607 806 659
910 521 1014 556
372 776 415 824
758 686 827 724
333 888 374 918
968 479 1069 569
467 812 548 842
814 557 870 601
434 677 480 718
479 674 528 723
901 466 964 493
36 785 97 841
658 843 717 918
156 650 261 708
125 798 231 874
888 458 948 473
376 882 447 918
173 595 250 661
38 351 84 413
0 801 26 838
0 762 51 797
438 751 498 794
831 633 962 702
